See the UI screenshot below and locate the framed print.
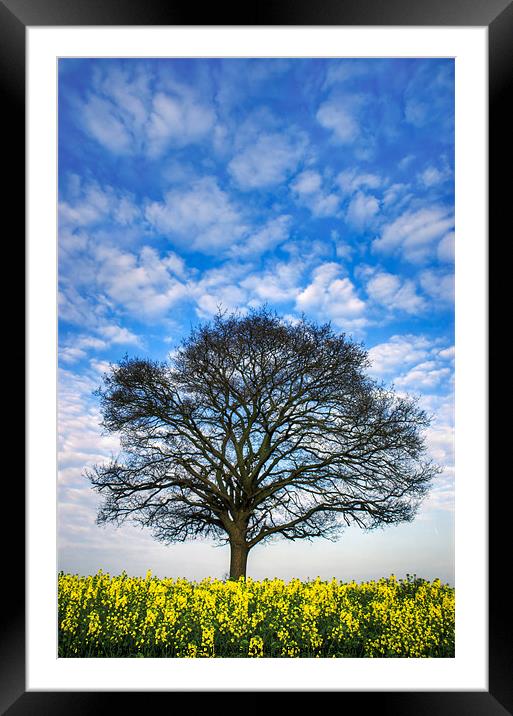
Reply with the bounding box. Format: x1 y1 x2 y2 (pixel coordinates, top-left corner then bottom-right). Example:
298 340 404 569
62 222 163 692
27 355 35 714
4 0 508 711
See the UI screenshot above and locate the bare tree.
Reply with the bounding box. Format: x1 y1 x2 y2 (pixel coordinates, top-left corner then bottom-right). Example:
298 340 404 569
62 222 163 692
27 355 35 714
87 308 438 579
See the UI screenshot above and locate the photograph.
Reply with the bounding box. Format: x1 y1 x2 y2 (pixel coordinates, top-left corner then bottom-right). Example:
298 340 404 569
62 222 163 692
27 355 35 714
3 0 502 705
0 0 504 703
57 56 456 660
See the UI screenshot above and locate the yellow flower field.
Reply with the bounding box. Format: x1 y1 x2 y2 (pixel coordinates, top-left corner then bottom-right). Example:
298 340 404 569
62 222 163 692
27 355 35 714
58 571 455 658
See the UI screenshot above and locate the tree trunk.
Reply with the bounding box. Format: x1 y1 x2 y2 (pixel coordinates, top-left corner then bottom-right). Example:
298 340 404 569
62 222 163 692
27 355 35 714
229 540 249 580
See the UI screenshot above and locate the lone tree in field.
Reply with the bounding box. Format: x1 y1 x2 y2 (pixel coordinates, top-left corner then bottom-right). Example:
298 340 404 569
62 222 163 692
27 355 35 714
87 308 438 579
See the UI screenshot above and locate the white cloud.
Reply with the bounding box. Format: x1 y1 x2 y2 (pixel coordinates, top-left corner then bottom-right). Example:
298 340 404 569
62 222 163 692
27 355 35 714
323 61 369 89
366 336 454 507
230 215 291 258
437 232 455 263
368 334 432 377
373 206 454 264
404 98 427 127
145 91 215 158
398 155 415 171
228 130 307 190
346 191 380 229
438 346 455 361
418 165 450 187
368 334 454 398
309 193 340 217
189 256 305 318
98 324 141 345
419 269 455 304
76 336 108 350
78 65 215 157
80 94 134 154
59 323 140 370
291 170 340 218
57 367 125 552
58 368 120 481
190 263 249 318
365 270 425 315
419 391 455 428
89 359 113 375
425 426 454 468
145 177 248 253
292 170 322 195
93 244 189 319
316 96 360 143
60 347 87 364
295 262 367 329
382 183 411 209
58 285 102 329
241 258 304 304
59 178 141 229
59 334 118 365
337 169 382 194
394 361 451 390
404 62 454 132
147 178 293 257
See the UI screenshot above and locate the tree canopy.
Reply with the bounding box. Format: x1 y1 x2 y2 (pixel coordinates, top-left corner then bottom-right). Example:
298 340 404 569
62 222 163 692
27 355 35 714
87 308 438 579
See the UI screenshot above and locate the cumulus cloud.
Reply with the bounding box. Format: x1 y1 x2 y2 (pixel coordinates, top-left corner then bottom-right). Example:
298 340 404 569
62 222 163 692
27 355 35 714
382 183 412 210
58 368 120 481
146 177 248 253
59 330 138 366
323 60 369 89
394 361 451 390
58 366 126 550
368 334 454 398
80 94 134 154
419 269 455 304
241 258 304 304
190 263 250 318
230 215 292 258
292 170 322 195
425 425 454 467
438 345 455 361
189 256 305 318
145 91 215 158
228 130 307 190
147 178 294 257
437 232 455 263
295 262 367 330
417 165 451 187
60 347 87 364
337 169 382 194
291 170 340 218
365 270 426 315
93 244 189 319
78 64 215 157
373 206 454 264
398 154 415 171
404 61 454 133
368 334 433 377
346 191 380 229
58 284 100 329
98 324 141 345
59 177 141 229
366 334 455 516
316 95 361 143
305 193 340 218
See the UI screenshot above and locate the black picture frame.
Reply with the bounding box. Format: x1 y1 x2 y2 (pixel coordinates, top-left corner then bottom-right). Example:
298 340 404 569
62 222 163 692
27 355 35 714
5 0 506 712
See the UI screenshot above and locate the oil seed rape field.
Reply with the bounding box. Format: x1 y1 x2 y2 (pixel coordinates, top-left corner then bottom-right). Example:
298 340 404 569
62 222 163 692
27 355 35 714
58 571 455 658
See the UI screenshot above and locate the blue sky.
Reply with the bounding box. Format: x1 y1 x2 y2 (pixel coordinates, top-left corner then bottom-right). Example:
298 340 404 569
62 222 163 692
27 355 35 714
58 58 455 583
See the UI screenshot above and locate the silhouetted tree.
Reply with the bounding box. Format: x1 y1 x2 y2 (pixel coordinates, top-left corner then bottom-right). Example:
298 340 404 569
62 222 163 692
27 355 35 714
87 308 438 579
